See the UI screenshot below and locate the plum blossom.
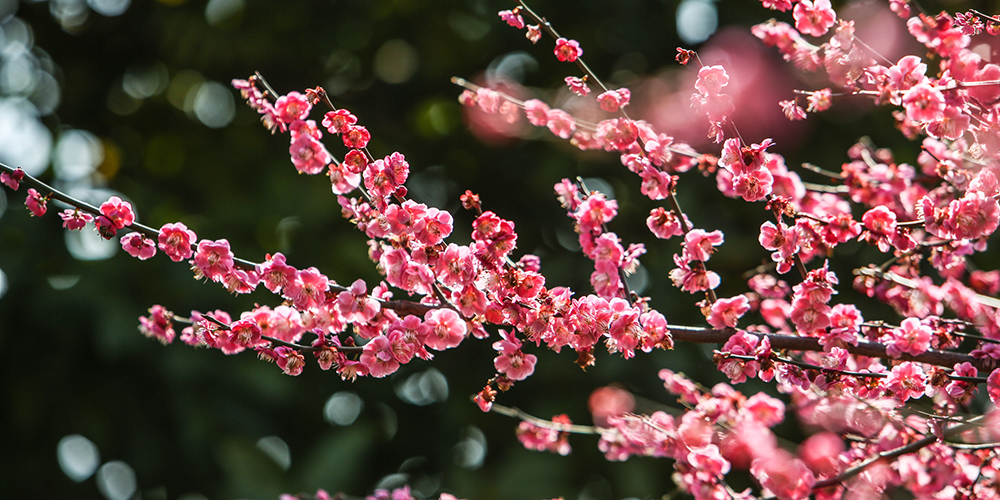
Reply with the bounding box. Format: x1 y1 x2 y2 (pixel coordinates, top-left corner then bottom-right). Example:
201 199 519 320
274 92 311 123
707 295 750 329
885 361 927 403
597 88 631 112
342 125 371 149
193 239 235 282
564 76 590 96
60 208 93 231
1 167 24 190
498 9 524 29
546 109 576 139
121 232 157 260
779 100 807 120
139 305 175 345
902 83 946 123
792 0 837 37
274 346 306 376
96 195 135 239
322 109 357 134
158 222 197 262
361 335 400 378
423 308 467 351
553 38 582 62
751 449 816 500
493 330 537 381
885 317 933 358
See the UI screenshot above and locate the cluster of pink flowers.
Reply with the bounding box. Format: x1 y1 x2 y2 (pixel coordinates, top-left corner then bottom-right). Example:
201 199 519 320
516 414 572 456
13 1 1000 498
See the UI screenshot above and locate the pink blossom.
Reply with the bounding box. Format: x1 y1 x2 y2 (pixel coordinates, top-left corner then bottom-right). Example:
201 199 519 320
423 308 467 351
414 207 453 246
989 369 1000 404
590 259 622 300
25 188 47 217
328 162 362 194
274 92 312 123
688 444 731 477
597 88 630 112
342 149 368 175
59 209 93 231
646 207 686 240
252 305 306 343
361 335 400 378
595 118 638 152
761 0 793 11
475 88 501 113
944 362 978 403
139 305 175 345
885 361 927 403
523 99 550 127
274 346 305 376
779 100 807 120
732 168 774 202
760 299 790 328
256 252 296 294
902 83 945 123
322 109 357 134
887 55 928 94
670 253 721 293
289 134 332 175
588 386 635 427
285 267 329 309
789 296 831 334
564 76 590 96
99 195 135 230
517 415 572 456
157 222 197 262
970 168 1000 197
947 191 1000 240
192 239 234 282
493 330 537 381
498 10 524 29
387 315 430 363
222 267 259 294
607 298 642 358
553 38 582 62
717 332 770 384
342 125 371 149
886 317 933 358
860 205 897 252
525 25 542 44
228 318 263 348
694 65 729 95
744 392 785 428
575 193 618 234
792 0 837 37
823 303 862 348
682 229 724 262
806 88 832 112
289 119 321 141
1 167 24 190
797 432 844 476
120 232 157 260
707 295 750 329
751 450 816 500
545 108 576 139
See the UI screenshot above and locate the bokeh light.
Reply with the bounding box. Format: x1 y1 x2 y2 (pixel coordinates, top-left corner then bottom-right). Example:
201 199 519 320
57 434 100 482
324 391 364 426
95 461 136 500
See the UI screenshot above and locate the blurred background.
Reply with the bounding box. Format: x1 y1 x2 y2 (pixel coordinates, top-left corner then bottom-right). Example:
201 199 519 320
0 0 995 499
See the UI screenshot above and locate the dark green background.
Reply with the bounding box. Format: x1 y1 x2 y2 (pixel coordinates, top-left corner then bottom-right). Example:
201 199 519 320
1 1 994 499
